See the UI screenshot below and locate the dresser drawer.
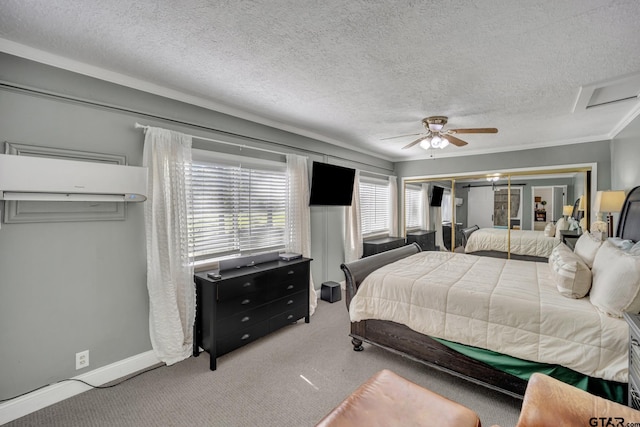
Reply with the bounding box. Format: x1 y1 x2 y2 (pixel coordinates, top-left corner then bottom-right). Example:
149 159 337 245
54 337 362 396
217 304 271 333
271 262 308 283
217 271 272 301
271 290 307 313
270 276 308 299
269 305 308 331
217 293 270 319
217 321 269 356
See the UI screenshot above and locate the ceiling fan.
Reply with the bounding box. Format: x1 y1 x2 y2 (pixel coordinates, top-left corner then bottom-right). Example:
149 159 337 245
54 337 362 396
382 116 498 150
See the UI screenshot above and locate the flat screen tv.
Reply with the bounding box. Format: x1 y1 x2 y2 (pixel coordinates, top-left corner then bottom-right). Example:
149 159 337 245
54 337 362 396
309 161 356 206
430 185 444 207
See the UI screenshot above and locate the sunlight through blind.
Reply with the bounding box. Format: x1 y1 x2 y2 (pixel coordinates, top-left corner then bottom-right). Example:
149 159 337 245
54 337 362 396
189 159 287 260
359 176 390 236
405 185 422 230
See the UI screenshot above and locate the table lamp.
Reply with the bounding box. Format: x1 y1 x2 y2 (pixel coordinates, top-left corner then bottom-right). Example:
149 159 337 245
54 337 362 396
594 190 626 237
562 205 573 219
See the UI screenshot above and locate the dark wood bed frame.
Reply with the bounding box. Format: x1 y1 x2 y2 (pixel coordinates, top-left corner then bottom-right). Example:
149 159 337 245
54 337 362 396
340 186 640 399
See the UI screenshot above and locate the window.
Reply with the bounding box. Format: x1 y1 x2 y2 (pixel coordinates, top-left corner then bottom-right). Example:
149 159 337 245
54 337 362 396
189 153 287 261
442 189 452 223
405 184 423 230
359 176 390 236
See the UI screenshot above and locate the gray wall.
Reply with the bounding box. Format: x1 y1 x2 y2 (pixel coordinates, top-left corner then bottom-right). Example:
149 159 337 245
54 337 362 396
0 53 392 400
611 114 640 192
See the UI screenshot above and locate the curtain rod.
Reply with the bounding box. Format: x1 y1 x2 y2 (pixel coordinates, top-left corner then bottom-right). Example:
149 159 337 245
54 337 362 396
0 83 393 172
136 122 395 177
134 122 292 157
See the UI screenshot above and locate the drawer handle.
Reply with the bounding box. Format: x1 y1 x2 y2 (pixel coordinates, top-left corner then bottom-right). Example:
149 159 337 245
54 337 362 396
241 299 251 305
287 314 294 320
241 316 250 322
286 284 294 290
287 299 294 305
242 282 251 288
287 270 295 275
633 338 640 347
241 334 250 340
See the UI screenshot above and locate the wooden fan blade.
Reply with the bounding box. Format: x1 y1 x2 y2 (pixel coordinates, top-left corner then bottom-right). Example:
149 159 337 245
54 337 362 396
442 134 468 147
449 128 498 134
381 132 424 141
402 136 427 149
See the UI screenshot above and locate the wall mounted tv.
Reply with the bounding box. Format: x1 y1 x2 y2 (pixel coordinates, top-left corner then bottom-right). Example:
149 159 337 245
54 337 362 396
309 161 356 206
430 185 444 207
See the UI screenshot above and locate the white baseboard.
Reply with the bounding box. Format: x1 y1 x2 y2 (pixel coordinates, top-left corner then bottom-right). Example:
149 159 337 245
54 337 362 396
0 350 160 425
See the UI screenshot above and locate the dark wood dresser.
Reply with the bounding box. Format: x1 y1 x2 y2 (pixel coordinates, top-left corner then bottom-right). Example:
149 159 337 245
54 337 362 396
363 236 406 257
194 257 312 370
406 230 436 251
625 312 640 409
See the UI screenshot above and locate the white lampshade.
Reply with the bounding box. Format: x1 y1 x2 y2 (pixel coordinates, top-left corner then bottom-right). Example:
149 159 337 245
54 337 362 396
578 195 585 211
430 135 443 148
594 190 625 213
563 205 573 216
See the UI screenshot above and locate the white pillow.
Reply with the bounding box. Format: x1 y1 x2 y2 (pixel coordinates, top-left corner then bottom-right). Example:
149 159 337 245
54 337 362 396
590 241 640 318
554 218 569 239
574 233 604 268
548 243 592 298
630 241 640 256
544 222 556 238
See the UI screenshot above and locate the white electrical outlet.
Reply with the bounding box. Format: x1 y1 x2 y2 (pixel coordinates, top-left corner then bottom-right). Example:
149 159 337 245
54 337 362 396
75 350 89 370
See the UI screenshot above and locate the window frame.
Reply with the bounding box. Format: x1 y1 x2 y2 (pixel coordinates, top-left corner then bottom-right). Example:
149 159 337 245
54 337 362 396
189 149 288 264
359 174 392 238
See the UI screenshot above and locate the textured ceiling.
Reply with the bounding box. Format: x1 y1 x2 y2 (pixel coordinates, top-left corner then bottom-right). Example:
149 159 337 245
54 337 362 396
1 0 639 160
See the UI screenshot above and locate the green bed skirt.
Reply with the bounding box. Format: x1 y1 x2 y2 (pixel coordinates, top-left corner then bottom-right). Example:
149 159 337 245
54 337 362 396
432 337 627 404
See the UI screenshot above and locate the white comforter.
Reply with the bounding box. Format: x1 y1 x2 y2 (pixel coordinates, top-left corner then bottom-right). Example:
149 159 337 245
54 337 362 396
465 228 559 258
349 251 627 382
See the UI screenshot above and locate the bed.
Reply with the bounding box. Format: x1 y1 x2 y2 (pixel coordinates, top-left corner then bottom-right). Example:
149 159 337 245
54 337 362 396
464 228 559 259
463 198 583 260
341 186 640 402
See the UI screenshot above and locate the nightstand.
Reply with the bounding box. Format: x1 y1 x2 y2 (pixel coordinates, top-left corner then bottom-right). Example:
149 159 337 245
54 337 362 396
624 312 640 409
559 230 581 250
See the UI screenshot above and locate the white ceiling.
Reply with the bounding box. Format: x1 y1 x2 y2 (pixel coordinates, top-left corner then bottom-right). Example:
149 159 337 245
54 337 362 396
1 0 639 161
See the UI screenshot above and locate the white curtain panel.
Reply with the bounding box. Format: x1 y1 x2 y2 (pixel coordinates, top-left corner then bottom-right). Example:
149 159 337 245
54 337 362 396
421 183 431 231
143 127 195 365
344 170 363 263
389 175 398 236
285 154 318 315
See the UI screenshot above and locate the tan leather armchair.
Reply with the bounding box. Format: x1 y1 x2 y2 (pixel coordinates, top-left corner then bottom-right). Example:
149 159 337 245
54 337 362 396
495 373 640 427
315 369 481 427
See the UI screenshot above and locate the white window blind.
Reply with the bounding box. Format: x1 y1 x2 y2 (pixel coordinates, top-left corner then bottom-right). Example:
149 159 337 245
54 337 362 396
189 157 287 260
442 190 452 223
359 176 390 236
405 185 422 230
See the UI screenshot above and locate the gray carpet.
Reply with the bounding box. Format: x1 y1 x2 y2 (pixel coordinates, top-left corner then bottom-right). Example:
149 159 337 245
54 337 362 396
7 300 522 426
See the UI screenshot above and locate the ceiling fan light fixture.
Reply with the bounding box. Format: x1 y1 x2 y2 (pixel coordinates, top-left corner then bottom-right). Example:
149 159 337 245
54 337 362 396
430 135 448 149
419 138 431 150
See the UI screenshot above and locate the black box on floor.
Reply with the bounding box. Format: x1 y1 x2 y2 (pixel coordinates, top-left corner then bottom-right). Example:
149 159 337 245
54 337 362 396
321 281 341 303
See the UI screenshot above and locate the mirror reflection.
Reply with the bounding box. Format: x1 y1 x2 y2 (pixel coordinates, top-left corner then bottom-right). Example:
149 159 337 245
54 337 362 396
404 168 591 259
